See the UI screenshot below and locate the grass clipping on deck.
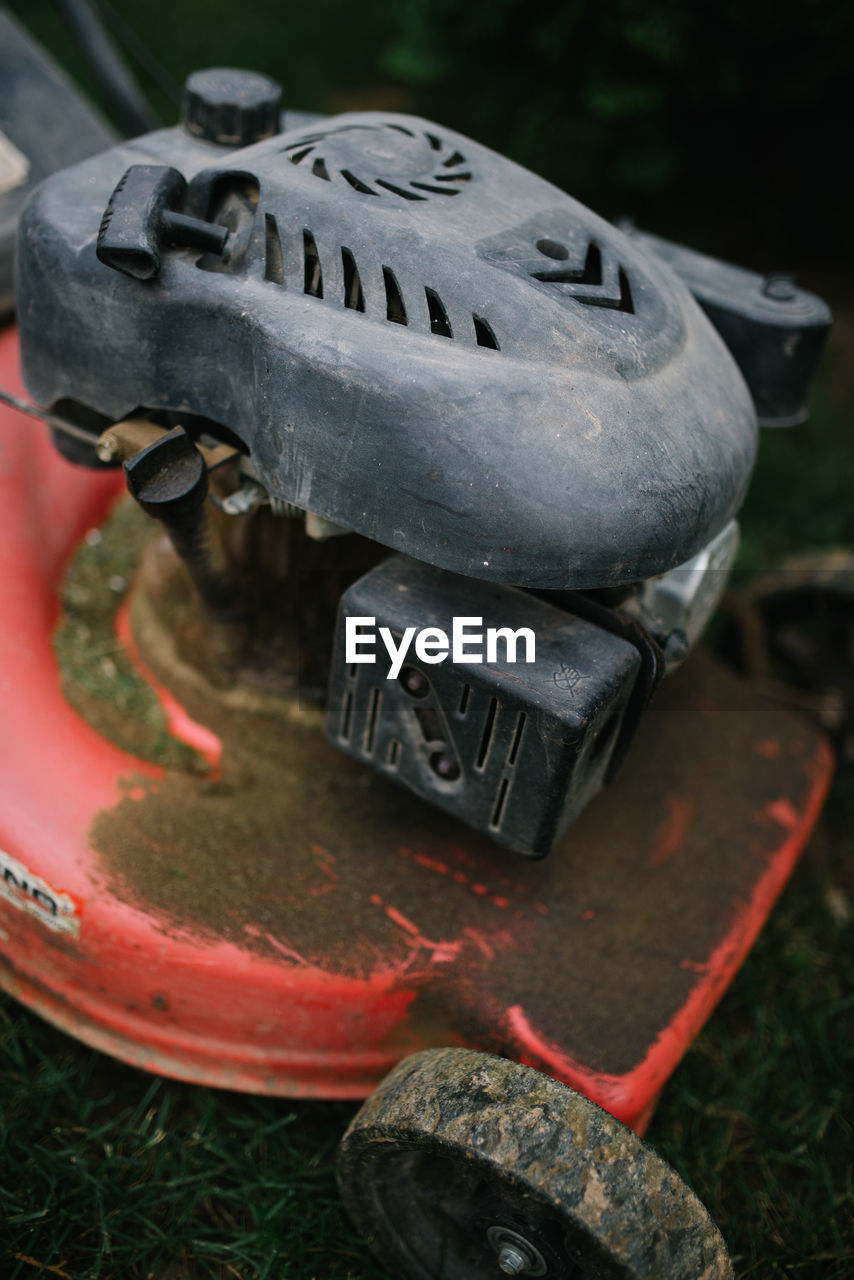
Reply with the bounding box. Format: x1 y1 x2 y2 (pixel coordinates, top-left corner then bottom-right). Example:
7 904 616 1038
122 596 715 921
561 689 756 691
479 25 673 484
53 497 203 773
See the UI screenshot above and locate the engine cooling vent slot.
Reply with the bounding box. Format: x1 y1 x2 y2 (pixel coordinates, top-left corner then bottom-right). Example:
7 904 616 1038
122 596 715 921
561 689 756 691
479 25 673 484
473 315 499 349
383 267 407 325
303 230 323 298
284 123 472 202
342 247 365 311
259 221 499 349
264 213 283 283
426 288 452 337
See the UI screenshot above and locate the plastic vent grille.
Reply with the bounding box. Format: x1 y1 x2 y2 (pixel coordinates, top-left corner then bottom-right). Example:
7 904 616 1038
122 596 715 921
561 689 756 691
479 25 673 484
283 123 472 202
261 215 499 349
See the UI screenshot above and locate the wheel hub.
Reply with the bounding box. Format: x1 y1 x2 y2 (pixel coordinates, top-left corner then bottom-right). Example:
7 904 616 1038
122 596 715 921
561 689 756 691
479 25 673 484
487 1225 547 1276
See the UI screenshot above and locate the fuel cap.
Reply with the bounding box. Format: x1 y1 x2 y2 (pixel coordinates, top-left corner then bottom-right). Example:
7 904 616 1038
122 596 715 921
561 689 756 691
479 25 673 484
182 67 282 146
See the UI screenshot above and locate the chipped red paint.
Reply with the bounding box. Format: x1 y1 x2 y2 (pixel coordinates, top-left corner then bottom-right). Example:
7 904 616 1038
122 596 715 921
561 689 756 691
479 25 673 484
0 326 836 1127
0 329 424 1095
384 905 423 937
400 846 517 913
647 793 695 868
502 738 832 1129
765 795 801 831
116 599 223 772
462 927 496 960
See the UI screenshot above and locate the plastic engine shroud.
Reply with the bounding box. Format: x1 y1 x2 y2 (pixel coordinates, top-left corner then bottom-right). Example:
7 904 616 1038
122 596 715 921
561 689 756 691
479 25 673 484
15 110 757 589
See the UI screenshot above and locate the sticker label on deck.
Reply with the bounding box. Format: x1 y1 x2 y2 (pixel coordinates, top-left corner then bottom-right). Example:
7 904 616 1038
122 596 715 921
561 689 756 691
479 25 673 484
0 847 82 937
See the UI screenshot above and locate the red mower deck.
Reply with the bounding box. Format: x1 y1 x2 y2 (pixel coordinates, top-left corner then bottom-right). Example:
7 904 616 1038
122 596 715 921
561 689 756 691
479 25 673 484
0 326 833 1132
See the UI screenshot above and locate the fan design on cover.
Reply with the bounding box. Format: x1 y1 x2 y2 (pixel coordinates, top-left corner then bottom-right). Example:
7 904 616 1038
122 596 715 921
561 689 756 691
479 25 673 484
284 123 471 201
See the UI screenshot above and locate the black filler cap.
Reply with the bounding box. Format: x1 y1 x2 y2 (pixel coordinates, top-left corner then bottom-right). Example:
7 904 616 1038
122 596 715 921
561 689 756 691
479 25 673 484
182 68 282 147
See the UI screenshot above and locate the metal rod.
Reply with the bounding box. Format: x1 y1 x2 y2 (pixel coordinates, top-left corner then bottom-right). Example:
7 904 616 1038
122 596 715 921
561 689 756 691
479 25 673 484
0 387 99 445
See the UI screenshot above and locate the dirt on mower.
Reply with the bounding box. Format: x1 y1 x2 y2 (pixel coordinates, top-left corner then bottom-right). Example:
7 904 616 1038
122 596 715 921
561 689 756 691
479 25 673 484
53 507 828 1078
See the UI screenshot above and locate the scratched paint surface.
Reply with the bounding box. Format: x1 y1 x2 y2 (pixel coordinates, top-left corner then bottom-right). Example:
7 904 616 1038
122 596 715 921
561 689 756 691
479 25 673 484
94 580 828 1081
0 324 829 1113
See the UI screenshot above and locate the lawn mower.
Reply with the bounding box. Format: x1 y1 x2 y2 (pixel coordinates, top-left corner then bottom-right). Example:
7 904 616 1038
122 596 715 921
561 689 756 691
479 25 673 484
0 17 838 1278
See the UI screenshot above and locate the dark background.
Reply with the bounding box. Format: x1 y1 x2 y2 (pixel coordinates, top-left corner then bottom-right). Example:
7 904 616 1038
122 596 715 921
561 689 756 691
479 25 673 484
8 0 853 270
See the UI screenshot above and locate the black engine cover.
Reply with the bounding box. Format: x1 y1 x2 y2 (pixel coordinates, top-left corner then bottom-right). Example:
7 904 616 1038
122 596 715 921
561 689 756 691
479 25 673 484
16 101 759 589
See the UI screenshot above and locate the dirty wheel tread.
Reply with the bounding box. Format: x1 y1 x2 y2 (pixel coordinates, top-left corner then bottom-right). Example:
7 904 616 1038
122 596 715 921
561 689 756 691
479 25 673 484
337 1047 732 1279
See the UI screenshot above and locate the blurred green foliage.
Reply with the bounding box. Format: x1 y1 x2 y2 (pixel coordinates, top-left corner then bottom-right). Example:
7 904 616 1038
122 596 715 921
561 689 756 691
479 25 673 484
380 0 854 263
7 0 853 264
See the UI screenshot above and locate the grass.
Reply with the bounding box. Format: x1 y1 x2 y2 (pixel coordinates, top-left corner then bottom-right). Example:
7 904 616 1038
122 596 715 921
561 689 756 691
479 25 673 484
53 498 203 773
0 1011 374 1278
644 293 854 1277
650 775 854 1279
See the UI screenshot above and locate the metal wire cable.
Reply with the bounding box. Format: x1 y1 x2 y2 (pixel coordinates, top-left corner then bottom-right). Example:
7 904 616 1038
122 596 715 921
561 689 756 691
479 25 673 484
0 387 99 445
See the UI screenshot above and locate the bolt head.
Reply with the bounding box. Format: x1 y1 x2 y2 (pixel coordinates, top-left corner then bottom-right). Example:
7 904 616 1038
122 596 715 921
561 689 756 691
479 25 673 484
96 433 120 463
430 750 460 780
400 666 430 698
762 273 797 302
497 1245 527 1275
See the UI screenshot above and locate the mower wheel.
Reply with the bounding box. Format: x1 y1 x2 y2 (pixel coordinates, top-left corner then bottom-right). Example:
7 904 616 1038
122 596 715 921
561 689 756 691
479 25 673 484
337 1047 732 1279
